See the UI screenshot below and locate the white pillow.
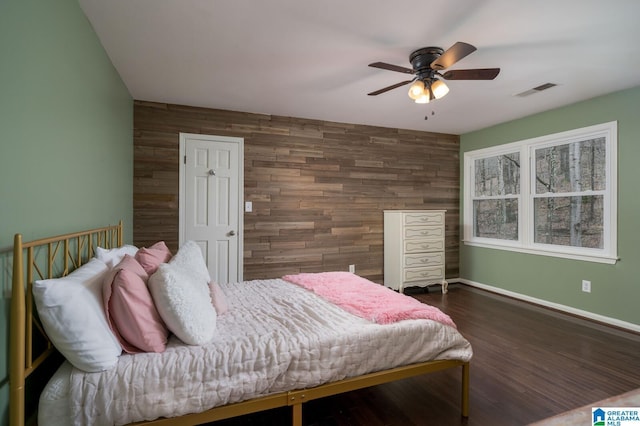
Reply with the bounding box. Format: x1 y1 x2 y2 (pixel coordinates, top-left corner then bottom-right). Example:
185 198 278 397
170 240 211 283
33 258 122 372
95 244 138 268
148 242 216 345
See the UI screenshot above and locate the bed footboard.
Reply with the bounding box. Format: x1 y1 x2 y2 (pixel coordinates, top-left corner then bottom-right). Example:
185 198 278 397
130 359 470 425
286 359 470 425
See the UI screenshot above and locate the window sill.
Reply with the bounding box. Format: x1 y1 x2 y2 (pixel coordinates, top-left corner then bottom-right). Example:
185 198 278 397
462 240 619 265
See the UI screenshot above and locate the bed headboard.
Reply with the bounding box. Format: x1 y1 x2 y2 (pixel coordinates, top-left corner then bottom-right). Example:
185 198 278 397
9 222 123 426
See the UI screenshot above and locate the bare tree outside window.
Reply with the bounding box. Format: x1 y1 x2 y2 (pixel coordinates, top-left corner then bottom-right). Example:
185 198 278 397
473 153 519 240
533 138 606 248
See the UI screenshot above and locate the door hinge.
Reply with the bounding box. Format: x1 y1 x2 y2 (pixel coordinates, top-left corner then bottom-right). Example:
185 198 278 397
183 155 186 165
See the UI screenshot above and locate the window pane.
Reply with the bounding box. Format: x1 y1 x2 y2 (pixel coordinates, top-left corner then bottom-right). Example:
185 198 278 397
474 199 518 240
474 153 520 196
535 138 606 194
534 196 603 248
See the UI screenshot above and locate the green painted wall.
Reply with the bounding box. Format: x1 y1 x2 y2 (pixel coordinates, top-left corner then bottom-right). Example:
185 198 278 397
0 0 133 423
460 86 640 327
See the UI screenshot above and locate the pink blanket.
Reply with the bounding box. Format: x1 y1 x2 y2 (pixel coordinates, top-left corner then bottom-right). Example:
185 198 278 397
282 272 456 328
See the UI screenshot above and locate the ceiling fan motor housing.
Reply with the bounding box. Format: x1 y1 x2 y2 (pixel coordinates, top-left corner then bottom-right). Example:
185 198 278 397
409 47 445 73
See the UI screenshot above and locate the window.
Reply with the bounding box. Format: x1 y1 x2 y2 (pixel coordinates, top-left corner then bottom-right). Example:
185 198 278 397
463 121 617 264
473 152 520 241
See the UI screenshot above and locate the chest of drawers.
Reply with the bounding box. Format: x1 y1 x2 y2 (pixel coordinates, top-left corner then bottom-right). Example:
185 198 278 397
383 210 448 294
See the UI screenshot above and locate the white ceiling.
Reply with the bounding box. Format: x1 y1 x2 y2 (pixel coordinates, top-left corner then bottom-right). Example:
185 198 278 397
79 0 640 135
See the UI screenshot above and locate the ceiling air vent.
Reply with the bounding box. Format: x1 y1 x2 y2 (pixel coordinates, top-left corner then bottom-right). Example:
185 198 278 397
515 83 558 97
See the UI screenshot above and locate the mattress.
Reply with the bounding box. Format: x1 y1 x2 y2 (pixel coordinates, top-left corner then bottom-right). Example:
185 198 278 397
39 278 472 426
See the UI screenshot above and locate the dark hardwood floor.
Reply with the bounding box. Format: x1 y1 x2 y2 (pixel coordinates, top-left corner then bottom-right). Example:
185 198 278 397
211 284 640 426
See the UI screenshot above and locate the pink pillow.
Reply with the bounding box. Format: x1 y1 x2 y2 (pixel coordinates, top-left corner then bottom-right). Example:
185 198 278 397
135 241 172 275
209 281 229 315
103 255 169 353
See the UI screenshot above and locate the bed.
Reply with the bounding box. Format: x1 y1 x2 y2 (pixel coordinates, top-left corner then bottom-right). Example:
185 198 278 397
9 222 472 426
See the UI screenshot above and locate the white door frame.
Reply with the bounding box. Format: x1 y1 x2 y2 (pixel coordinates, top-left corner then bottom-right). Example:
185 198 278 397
178 132 244 282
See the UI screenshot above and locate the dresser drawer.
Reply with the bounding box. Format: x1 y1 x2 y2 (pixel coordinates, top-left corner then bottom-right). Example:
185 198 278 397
404 252 444 268
404 226 444 240
403 265 445 283
404 239 444 253
403 211 445 227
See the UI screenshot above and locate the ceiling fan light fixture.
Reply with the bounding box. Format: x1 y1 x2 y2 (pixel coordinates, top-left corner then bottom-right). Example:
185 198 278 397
431 79 449 99
414 94 430 104
408 80 425 100
409 79 448 103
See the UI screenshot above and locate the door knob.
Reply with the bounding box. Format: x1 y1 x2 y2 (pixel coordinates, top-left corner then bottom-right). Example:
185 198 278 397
228 230 236 236
208 169 216 176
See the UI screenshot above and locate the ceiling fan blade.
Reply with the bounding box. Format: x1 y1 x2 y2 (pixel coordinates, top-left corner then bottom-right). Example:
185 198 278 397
441 68 500 80
367 80 414 96
368 62 415 74
430 42 477 70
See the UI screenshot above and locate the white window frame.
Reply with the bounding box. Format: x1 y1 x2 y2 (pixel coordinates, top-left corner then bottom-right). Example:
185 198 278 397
463 121 618 264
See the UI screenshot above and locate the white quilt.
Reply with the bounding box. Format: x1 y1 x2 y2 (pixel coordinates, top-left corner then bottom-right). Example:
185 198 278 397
46 278 472 425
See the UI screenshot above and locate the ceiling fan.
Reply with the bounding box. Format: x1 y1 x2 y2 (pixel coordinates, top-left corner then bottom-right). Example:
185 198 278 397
368 42 500 103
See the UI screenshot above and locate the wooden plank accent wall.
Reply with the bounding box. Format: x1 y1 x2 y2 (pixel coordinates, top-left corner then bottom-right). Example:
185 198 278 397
134 101 460 284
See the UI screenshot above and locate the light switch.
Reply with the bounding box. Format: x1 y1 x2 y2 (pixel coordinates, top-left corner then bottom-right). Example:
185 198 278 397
245 201 252 212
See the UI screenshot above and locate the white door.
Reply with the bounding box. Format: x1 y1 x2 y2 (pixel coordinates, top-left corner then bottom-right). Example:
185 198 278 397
179 133 244 283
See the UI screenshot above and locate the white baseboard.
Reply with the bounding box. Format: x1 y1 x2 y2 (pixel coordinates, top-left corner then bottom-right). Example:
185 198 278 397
453 278 640 334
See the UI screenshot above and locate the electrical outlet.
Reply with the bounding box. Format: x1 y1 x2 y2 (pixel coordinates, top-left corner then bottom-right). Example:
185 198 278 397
349 264 355 273
582 280 591 293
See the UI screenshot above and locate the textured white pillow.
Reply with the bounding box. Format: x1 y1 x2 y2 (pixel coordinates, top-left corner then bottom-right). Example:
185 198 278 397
170 240 211 283
148 242 216 345
95 244 138 268
33 258 122 372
